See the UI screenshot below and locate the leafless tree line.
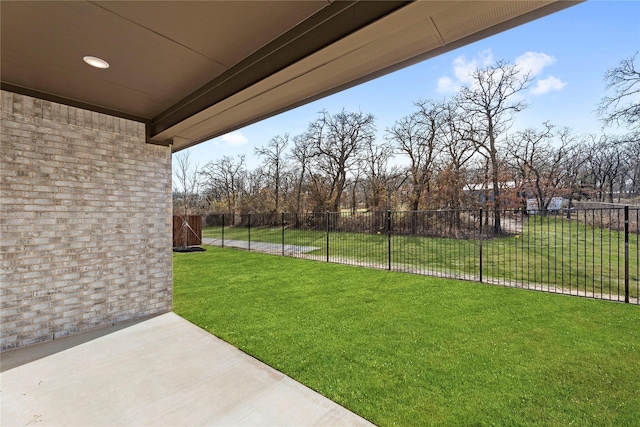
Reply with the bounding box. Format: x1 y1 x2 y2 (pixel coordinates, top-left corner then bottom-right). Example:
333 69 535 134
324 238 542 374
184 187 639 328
174 53 639 234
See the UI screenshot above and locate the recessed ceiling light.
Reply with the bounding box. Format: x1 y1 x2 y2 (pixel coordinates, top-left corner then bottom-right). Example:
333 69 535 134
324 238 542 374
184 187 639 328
83 56 109 69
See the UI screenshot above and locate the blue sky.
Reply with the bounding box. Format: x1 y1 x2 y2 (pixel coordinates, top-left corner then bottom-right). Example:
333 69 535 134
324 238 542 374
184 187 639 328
179 1 640 171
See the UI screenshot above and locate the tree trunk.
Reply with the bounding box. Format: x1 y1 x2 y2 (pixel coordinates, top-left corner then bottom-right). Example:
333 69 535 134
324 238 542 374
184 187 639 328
490 151 502 235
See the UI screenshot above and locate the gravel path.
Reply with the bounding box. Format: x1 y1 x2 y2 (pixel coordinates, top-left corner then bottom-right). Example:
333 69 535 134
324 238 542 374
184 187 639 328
202 238 320 255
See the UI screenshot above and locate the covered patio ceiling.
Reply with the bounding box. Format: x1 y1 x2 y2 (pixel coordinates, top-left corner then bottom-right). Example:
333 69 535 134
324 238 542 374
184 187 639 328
1 1 579 152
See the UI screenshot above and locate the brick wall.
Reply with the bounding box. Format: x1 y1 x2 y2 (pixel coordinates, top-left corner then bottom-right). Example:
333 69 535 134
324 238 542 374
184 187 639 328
0 90 172 350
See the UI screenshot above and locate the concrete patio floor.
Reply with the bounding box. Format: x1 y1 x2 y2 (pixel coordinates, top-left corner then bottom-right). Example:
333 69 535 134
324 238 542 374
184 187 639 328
1 312 374 427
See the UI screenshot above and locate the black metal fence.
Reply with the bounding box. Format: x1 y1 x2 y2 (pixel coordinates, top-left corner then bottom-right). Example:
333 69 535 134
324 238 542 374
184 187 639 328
202 208 639 304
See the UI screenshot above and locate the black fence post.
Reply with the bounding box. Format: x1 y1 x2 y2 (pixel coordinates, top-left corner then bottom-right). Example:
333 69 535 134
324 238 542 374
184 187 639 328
479 208 483 283
387 209 392 270
282 212 285 256
625 206 629 303
248 213 251 252
326 211 330 263
221 213 225 248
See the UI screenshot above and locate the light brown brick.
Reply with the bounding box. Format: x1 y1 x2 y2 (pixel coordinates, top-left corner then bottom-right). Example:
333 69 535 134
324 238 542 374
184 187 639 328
1 90 172 351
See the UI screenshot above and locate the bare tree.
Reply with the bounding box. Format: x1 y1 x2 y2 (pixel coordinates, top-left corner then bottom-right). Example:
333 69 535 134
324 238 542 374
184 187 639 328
361 138 399 210
435 99 477 210
560 140 590 210
240 167 271 212
172 151 203 247
507 123 575 213
585 135 627 202
457 60 532 233
598 52 640 133
347 166 364 214
387 101 444 211
624 139 640 197
289 133 314 213
306 109 376 212
200 155 246 213
255 134 289 212
173 151 202 216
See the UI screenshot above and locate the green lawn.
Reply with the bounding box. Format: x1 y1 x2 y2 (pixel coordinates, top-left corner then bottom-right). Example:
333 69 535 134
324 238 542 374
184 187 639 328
174 246 640 426
203 217 639 298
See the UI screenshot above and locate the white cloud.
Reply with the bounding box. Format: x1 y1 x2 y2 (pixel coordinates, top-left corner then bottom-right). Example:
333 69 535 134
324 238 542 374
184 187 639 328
437 49 566 97
437 49 495 93
452 57 476 85
436 76 458 93
515 52 566 96
220 131 248 147
453 50 494 84
531 76 567 95
515 51 556 77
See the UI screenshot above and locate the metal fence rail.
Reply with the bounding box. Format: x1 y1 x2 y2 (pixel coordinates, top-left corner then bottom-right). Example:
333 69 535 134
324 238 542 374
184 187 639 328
202 208 639 304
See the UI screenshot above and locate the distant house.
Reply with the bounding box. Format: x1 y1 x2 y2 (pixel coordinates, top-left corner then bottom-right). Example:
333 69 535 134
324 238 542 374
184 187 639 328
465 181 520 207
526 197 564 214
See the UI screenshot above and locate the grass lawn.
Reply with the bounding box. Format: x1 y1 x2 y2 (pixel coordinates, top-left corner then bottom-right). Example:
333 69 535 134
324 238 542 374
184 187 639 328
174 246 640 426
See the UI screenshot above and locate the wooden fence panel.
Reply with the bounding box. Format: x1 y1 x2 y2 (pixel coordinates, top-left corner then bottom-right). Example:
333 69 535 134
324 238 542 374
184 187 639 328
173 215 202 247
